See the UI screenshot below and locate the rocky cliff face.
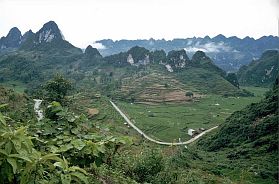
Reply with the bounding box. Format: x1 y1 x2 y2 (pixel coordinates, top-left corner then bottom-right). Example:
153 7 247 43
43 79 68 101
36 21 64 44
0 27 22 51
96 35 279 71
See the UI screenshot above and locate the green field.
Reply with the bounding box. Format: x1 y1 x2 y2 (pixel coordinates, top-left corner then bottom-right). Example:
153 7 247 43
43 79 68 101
0 81 26 93
116 87 268 142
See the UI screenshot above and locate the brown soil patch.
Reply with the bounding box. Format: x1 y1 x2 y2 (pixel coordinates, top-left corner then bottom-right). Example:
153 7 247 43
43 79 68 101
87 108 99 117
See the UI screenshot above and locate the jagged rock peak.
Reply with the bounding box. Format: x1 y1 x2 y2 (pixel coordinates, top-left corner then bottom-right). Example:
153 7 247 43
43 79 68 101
213 34 226 40
192 50 210 61
23 29 34 37
7 27 22 39
37 21 64 43
167 49 190 61
22 29 34 42
85 45 102 57
0 27 22 49
165 49 190 70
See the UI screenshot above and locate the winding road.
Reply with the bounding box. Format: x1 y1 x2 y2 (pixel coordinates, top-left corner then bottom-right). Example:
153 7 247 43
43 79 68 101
110 101 218 146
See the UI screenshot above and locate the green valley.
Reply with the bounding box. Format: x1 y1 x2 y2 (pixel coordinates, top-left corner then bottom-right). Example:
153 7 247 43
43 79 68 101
116 86 267 142
0 19 277 184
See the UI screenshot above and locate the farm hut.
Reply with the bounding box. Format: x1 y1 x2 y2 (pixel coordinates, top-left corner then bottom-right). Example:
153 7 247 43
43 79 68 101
188 128 196 136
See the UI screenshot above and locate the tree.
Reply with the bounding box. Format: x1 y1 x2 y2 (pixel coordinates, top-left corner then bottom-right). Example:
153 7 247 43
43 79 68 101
185 91 194 98
44 74 72 103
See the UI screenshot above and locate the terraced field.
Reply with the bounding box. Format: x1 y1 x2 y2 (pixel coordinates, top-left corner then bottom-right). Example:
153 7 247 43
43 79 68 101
116 87 268 142
118 72 200 103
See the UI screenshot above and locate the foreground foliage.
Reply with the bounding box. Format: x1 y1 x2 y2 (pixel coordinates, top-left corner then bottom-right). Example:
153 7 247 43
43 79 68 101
0 99 132 183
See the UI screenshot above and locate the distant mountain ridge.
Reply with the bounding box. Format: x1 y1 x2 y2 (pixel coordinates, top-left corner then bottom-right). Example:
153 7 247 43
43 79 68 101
1 22 278 71
95 35 279 71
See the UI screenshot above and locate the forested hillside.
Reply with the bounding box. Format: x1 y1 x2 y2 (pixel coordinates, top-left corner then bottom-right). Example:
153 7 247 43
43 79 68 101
238 50 279 87
198 78 278 183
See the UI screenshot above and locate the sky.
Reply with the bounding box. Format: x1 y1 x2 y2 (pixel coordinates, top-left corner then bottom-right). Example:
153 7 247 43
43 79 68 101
0 0 278 48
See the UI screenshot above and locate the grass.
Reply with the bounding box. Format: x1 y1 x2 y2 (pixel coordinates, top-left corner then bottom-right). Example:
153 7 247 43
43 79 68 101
0 81 27 93
241 86 268 96
115 86 268 142
69 92 140 139
183 142 278 184
176 67 239 95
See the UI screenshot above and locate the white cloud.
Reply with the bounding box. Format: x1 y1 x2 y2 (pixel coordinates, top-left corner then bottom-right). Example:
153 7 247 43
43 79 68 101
184 42 233 53
91 42 106 50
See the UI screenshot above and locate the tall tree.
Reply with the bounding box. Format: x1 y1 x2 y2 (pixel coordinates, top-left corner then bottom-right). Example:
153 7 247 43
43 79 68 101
44 74 72 102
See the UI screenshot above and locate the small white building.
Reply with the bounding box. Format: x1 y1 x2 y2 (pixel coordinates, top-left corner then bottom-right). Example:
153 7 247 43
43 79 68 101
188 128 196 136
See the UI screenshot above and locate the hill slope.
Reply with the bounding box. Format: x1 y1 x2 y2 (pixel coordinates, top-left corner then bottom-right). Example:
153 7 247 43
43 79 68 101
237 50 279 87
106 47 248 102
199 78 278 182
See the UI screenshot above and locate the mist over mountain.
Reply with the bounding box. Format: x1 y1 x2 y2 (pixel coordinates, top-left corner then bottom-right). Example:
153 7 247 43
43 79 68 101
95 35 279 71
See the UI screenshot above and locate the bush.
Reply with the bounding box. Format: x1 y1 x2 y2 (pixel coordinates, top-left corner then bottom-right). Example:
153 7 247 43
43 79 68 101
133 150 164 183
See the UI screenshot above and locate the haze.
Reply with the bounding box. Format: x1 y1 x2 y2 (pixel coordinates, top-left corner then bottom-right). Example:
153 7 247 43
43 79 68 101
0 0 278 48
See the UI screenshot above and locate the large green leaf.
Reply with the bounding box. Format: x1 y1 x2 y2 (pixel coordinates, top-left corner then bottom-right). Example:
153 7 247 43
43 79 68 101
0 149 8 156
5 141 12 154
0 112 6 126
88 142 106 156
9 154 32 162
71 172 88 184
11 139 22 153
54 157 69 170
14 127 27 136
96 143 106 154
21 137 34 153
69 166 87 175
7 158 17 174
71 139 85 151
117 136 133 145
49 145 60 153
0 104 8 109
41 153 62 162
66 114 76 123
71 128 80 135
61 174 71 184
59 144 73 152
54 161 67 170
